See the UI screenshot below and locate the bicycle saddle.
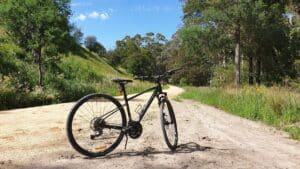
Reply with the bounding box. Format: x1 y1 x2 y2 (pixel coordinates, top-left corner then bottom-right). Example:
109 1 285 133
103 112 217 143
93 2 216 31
111 78 133 84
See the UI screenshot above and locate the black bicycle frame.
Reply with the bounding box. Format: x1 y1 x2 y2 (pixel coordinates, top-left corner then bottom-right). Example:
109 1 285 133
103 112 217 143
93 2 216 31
119 82 163 122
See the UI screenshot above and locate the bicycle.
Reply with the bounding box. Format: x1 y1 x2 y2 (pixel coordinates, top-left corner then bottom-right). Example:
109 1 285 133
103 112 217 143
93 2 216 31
66 68 181 157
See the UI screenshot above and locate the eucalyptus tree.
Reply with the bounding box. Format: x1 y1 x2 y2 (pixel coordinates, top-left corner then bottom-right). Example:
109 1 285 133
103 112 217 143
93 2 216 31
109 33 167 76
72 27 84 45
84 36 106 56
182 0 244 86
181 0 294 85
0 0 72 86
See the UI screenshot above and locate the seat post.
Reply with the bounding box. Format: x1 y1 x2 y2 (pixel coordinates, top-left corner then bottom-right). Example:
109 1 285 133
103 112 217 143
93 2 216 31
120 83 132 121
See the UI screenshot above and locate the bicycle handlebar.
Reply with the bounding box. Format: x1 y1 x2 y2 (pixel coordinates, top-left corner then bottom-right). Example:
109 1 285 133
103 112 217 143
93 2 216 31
134 67 182 82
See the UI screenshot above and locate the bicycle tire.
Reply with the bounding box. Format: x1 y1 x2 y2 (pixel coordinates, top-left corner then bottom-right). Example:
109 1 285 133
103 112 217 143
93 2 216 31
66 93 126 157
160 98 178 151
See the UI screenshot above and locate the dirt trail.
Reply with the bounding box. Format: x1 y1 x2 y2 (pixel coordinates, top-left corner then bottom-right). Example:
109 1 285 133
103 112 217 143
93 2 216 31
0 86 299 169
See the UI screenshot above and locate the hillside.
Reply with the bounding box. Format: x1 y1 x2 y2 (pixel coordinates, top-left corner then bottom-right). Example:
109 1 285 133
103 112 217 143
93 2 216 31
0 26 151 110
59 47 152 96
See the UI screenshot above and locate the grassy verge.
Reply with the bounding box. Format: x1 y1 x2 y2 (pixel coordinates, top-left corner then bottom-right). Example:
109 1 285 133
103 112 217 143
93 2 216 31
179 86 300 140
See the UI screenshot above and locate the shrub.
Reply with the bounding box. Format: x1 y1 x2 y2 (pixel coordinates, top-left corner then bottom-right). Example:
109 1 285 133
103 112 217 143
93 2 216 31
58 80 97 102
210 65 235 87
0 77 17 110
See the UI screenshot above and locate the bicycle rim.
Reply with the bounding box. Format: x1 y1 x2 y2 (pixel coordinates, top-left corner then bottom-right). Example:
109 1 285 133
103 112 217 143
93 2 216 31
67 94 126 157
160 99 178 150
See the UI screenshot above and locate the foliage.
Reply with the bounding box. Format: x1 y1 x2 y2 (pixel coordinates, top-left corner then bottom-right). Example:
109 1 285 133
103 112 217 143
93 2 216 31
177 26 213 85
210 64 235 87
125 49 154 76
0 46 153 110
84 36 106 56
180 86 300 140
0 0 73 86
72 26 84 44
108 32 167 76
171 0 298 86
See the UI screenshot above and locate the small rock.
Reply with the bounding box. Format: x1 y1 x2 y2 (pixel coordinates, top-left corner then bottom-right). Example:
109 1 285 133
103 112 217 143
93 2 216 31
202 136 212 141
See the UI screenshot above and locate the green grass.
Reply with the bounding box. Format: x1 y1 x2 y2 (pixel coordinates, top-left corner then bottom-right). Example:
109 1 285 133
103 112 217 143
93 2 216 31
0 45 153 110
59 48 153 95
180 86 300 140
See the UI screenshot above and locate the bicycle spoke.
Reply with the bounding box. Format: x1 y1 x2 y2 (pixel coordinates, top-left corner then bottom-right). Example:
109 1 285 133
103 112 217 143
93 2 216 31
68 94 125 156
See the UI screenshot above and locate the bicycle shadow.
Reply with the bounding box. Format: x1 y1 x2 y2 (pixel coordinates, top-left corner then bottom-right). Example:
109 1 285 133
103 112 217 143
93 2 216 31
86 142 212 159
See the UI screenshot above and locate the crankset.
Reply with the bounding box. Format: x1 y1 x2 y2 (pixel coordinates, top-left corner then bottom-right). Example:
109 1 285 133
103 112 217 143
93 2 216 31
127 121 143 139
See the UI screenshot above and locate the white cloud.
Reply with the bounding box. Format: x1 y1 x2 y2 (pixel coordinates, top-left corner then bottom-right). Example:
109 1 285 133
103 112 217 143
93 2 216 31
99 12 110 20
88 11 110 20
76 14 87 21
89 11 100 18
74 10 112 22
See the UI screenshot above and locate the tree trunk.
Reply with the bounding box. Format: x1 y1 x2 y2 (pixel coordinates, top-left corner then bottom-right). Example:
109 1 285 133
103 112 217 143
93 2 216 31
33 47 43 87
223 54 226 67
256 57 261 85
249 55 254 85
234 22 241 87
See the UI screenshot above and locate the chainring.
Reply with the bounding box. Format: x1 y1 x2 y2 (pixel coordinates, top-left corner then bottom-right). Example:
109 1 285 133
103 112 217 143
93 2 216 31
128 121 143 139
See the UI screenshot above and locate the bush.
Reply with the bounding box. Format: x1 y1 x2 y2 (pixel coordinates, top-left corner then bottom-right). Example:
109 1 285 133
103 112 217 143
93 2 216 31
179 78 188 86
210 65 235 87
58 80 96 102
0 77 17 110
0 77 56 110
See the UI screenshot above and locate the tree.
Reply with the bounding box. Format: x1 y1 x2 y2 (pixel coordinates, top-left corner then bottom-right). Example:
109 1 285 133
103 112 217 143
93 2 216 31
245 1 293 84
72 27 84 44
126 49 154 76
181 0 295 86
84 36 106 56
0 0 72 86
178 26 213 85
182 0 244 86
143 32 167 74
84 36 97 51
110 33 167 76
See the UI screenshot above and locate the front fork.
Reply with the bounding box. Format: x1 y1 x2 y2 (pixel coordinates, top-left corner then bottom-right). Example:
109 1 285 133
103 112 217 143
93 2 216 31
157 92 168 106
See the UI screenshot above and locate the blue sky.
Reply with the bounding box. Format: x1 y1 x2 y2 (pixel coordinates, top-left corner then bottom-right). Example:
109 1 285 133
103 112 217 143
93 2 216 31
70 0 183 50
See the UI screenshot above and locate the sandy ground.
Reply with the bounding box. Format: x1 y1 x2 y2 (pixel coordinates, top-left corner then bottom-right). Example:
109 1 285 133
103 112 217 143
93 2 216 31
0 86 299 169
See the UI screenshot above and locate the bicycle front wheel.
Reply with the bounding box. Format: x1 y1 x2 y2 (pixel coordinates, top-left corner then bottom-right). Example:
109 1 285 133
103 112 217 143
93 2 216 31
160 98 178 151
66 93 126 157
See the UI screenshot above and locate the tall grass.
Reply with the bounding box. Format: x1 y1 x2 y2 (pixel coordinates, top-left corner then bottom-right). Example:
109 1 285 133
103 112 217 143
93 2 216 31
180 86 300 140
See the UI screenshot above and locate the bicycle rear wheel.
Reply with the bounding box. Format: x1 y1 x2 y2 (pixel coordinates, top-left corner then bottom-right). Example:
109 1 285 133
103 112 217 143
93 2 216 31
66 93 126 157
160 98 178 151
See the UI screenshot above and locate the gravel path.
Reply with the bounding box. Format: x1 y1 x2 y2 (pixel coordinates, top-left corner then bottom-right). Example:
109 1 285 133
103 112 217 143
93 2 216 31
0 86 299 169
